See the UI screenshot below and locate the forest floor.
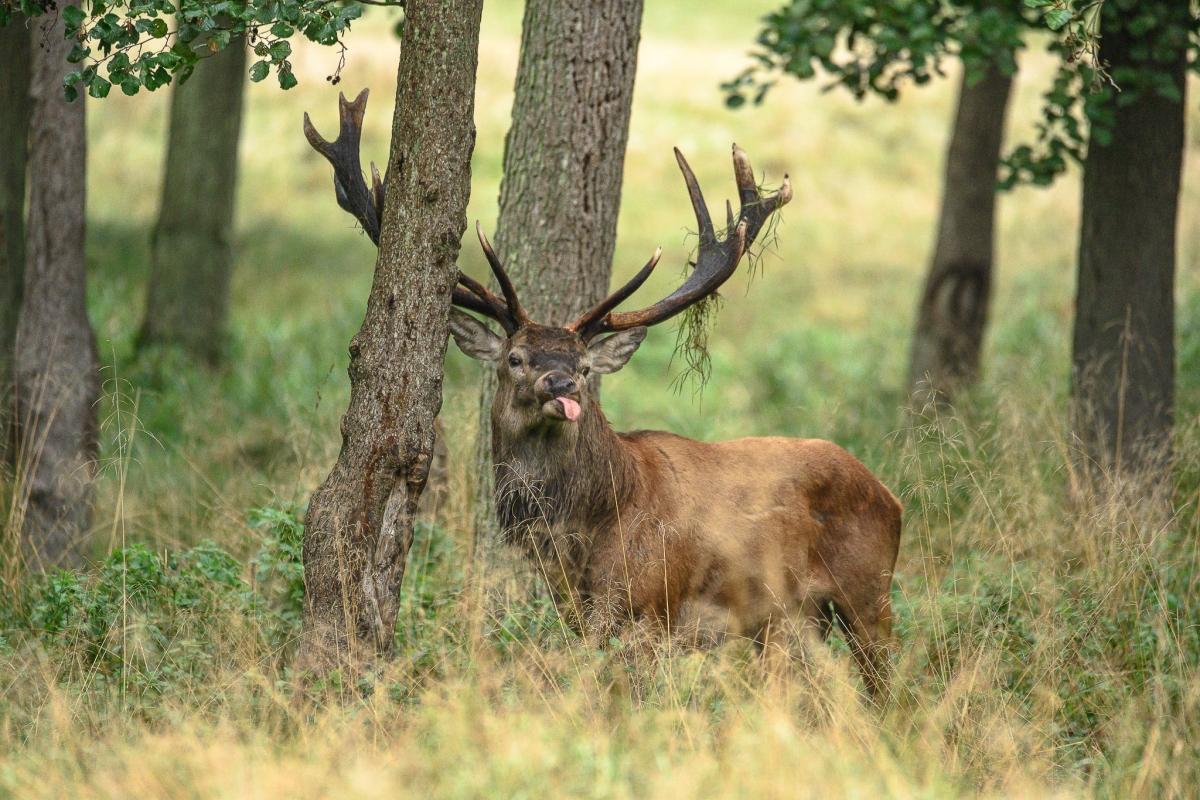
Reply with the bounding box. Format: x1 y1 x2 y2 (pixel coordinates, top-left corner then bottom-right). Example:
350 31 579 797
4 0 1200 796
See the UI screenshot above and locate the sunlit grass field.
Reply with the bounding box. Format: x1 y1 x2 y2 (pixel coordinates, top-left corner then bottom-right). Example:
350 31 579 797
4 0 1200 795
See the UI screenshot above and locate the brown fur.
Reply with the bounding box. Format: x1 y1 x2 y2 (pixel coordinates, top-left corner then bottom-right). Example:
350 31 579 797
457 320 902 698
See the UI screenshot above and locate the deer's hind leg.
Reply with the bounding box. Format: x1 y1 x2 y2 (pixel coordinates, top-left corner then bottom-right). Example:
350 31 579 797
818 493 900 703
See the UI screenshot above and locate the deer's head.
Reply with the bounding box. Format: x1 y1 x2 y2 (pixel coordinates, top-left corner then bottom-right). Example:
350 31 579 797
448 147 792 432
448 315 645 429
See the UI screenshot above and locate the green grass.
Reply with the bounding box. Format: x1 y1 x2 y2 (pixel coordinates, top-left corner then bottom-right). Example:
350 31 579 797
2 0 1200 795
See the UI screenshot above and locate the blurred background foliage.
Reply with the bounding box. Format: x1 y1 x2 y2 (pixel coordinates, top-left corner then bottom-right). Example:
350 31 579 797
80 0 1200 556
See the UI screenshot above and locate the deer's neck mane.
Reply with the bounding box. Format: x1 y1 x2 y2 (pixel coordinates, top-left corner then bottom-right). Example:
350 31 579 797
491 398 638 584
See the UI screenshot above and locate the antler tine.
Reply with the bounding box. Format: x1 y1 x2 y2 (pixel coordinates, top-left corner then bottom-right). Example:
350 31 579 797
675 148 716 248
475 222 532 328
453 271 519 335
302 88 385 245
452 282 519 335
567 248 662 340
572 144 790 342
731 143 792 242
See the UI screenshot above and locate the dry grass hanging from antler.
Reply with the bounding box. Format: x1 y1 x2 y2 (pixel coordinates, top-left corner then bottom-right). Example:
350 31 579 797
670 177 785 395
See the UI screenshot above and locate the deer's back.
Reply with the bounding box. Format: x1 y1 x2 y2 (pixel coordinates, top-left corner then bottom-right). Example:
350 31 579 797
603 431 901 635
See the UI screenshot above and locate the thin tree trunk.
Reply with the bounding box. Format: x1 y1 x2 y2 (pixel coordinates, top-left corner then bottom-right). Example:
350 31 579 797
473 0 644 561
0 16 31 448
140 40 247 365
1071 15 1186 476
15 1 100 569
908 63 1012 405
297 0 483 672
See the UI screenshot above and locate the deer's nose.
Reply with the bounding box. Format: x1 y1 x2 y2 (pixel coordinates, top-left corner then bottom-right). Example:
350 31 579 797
540 371 578 398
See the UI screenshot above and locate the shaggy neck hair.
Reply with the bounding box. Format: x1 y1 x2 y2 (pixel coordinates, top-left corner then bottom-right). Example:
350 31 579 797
491 390 638 589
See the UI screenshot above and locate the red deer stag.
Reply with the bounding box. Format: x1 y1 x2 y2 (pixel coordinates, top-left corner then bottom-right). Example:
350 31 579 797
305 91 903 698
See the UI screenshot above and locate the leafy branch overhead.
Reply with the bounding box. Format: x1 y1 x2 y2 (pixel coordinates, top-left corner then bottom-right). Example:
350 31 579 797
725 0 1198 189
0 0 388 99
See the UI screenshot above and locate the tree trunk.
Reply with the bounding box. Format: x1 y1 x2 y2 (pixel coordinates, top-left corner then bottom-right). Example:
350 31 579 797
907 63 1012 405
297 0 483 672
15 1 100 569
0 16 31 449
140 39 247 365
473 0 644 560
1071 13 1186 476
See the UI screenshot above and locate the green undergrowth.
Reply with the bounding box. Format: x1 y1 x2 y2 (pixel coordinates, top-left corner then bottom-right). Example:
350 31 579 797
4 435 1200 796
0 504 306 716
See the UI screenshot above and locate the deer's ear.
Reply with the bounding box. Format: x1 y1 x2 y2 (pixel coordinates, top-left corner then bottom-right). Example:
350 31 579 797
448 308 505 361
585 327 647 375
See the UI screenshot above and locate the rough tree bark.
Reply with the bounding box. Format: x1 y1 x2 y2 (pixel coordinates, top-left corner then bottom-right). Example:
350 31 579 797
1071 12 1186 477
298 0 483 671
473 0 644 559
0 16 31 445
140 39 247 365
15 1 100 568
908 63 1013 405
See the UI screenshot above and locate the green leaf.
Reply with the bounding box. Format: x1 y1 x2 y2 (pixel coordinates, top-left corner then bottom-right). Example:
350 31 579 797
62 71 84 103
270 22 293 38
120 78 141 96
268 40 291 59
209 29 232 50
1044 8 1072 31
88 75 112 98
277 65 297 90
61 5 86 25
1023 0 1052 7
249 59 270 82
150 18 168 38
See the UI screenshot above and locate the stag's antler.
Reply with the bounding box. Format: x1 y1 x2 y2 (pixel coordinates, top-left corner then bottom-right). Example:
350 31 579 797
473 222 531 332
568 145 792 342
303 91 522 334
303 89 387 246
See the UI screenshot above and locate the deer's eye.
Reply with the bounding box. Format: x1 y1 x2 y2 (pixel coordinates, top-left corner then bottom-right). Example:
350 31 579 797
508 355 522 368
581 366 591 378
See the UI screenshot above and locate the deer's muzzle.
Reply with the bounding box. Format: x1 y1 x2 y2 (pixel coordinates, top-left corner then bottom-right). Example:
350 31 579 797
539 371 581 421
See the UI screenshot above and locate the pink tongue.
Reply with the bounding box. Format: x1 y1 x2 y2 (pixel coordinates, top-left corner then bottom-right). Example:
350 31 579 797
556 397 581 421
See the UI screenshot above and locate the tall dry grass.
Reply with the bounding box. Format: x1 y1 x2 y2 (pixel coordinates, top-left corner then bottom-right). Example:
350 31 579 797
2 386 1198 798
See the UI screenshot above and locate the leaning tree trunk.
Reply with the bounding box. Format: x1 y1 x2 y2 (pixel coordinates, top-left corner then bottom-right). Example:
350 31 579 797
140 39 247 365
15 1 100 569
0 16 31 449
907 62 1013 405
297 0 483 672
472 0 644 560
1071 11 1186 477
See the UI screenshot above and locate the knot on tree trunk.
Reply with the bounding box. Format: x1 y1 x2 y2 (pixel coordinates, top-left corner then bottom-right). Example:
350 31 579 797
909 260 990 405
